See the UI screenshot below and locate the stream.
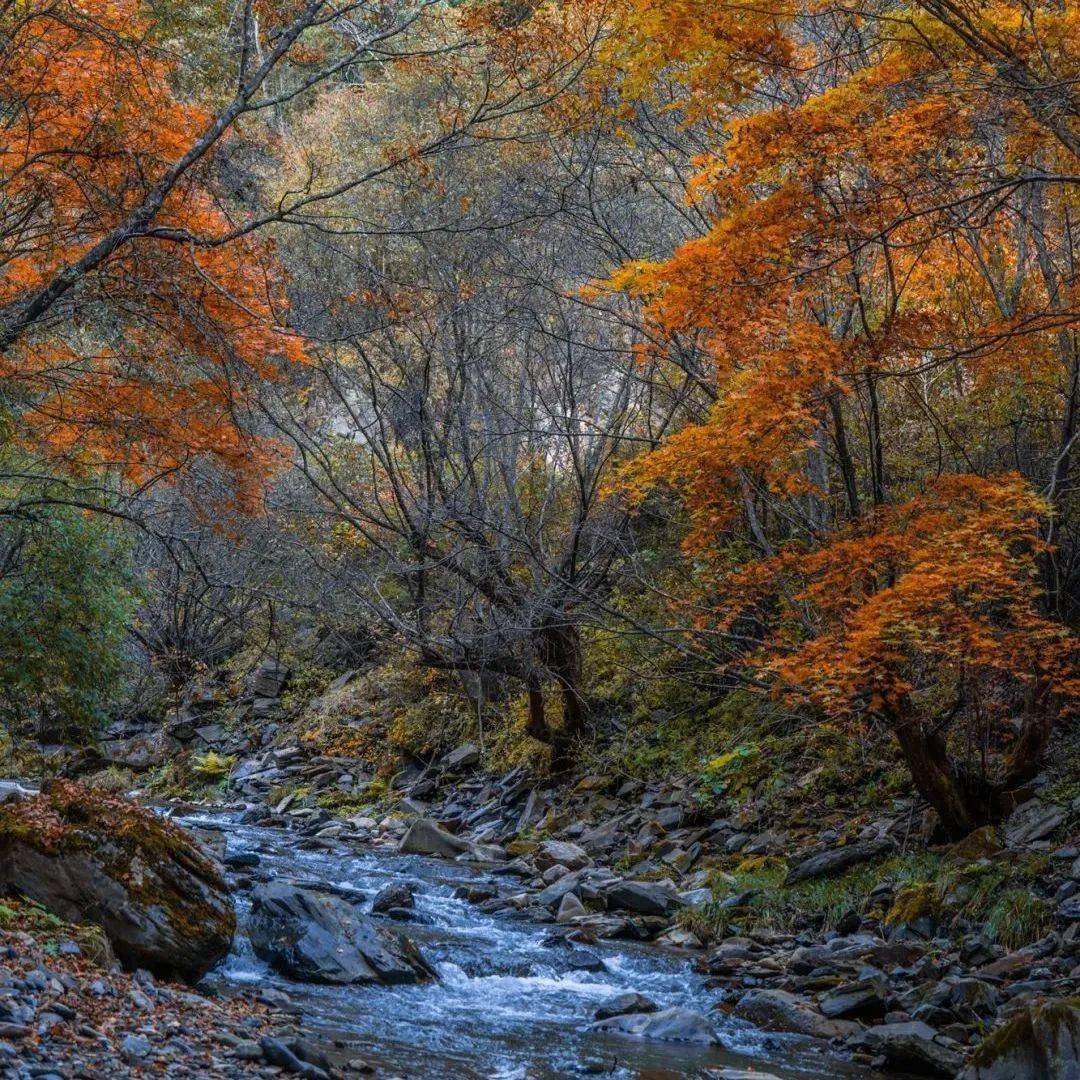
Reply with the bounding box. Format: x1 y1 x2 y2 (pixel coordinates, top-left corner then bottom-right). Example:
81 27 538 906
177 810 885 1080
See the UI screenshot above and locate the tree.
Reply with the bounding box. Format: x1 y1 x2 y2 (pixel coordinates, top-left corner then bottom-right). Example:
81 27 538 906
600 0 1080 831
0 0 513 506
0 494 137 744
255 11 676 759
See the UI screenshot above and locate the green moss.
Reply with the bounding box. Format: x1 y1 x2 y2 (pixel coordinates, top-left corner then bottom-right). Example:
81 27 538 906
969 1000 1080 1068
886 882 937 926
680 852 943 940
0 898 112 967
0 780 234 948
970 1007 1035 1067
882 854 1051 949
314 790 373 815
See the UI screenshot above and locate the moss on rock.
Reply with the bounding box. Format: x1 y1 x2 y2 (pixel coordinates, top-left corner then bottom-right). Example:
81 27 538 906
0 780 234 980
968 999 1080 1078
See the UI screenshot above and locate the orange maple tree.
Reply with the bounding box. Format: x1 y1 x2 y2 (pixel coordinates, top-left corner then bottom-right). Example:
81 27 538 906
0 1 306 505
599 0 1080 834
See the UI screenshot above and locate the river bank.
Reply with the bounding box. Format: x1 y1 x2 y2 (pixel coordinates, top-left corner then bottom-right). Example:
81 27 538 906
1 754 1078 1078
0 781 880 1080
182 733 1079 1080
5 653 1080 1079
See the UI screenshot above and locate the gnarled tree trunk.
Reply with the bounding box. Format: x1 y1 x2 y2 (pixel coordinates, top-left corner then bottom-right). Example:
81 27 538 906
886 692 1056 839
524 623 586 766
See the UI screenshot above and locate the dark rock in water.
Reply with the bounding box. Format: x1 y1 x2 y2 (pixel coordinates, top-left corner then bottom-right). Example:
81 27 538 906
224 851 261 869
371 882 415 915
784 838 894 885
453 883 498 903
591 1006 720 1046
849 1021 963 1077
962 999 1080 1079
0 780 234 980
564 950 606 973
248 882 435 985
398 818 471 859
594 992 659 1020
604 880 680 917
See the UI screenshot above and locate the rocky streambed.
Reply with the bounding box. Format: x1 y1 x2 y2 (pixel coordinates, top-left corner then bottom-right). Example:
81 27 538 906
185 807 884 1080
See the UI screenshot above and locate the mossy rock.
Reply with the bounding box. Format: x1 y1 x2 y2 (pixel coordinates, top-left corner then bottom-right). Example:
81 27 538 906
0 780 234 980
947 826 1003 863
505 839 538 858
965 998 1080 1079
885 882 937 927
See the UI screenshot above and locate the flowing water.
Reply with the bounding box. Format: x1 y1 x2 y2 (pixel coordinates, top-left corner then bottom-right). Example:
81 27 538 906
180 811 880 1080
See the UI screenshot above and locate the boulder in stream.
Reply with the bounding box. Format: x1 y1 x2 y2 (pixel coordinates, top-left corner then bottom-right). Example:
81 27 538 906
0 780 234 980
734 988 860 1040
398 818 471 859
249 882 436 985
594 992 658 1020
591 1005 720 1046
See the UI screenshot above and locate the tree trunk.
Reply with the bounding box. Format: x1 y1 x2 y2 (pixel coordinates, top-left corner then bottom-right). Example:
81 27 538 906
524 623 586 765
549 624 585 764
1003 681 1057 790
524 677 550 744
888 700 992 839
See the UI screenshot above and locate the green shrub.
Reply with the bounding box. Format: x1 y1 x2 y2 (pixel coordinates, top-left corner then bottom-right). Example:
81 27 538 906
0 501 137 743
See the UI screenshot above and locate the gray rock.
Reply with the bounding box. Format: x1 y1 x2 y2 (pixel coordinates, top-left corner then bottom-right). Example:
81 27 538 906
710 1072 782 1080
1005 800 1067 846
591 1006 719 1046
537 869 585 910
100 733 180 772
398 818 471 859
784 838 894 885
594 992 658 1021
556 892 587 923
0 781 233 980
735 989 860 1039
604 880 680 916
819 977 887 1019
260 1036 329 1079
120 1034 152 1062
441 743 481 770
371 882 415 915
962 1000 1080 1079
579 819 621 854
849 1021 963 1078
248 883 435 985
194 723 226 747
536 840 590 872
249 660 290 699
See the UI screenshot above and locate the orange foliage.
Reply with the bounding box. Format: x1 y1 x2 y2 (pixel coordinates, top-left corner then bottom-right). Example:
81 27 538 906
598 0 1080 826
716 474 1077 715
0 1 303 504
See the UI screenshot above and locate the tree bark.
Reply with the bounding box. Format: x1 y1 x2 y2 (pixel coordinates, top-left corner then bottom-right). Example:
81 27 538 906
888 699 991 839
524 678 549 744
887 692 1055 839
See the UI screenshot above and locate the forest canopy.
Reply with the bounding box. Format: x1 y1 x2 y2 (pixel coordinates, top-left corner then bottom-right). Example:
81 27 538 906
0 0 1077 840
